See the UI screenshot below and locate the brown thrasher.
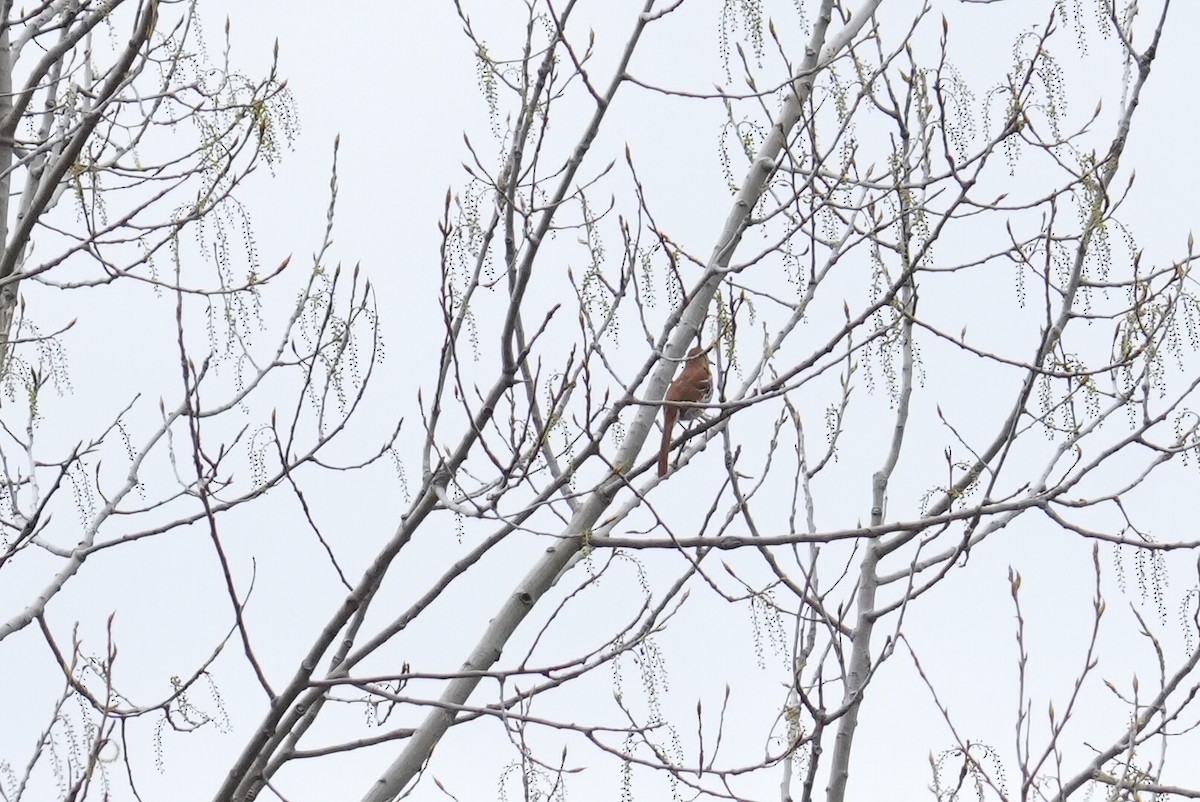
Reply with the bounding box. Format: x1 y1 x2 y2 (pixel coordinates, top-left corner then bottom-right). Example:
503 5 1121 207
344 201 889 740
657 346 712 477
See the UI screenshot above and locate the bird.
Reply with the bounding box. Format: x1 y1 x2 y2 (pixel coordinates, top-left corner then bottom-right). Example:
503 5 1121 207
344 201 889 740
657 346 712 477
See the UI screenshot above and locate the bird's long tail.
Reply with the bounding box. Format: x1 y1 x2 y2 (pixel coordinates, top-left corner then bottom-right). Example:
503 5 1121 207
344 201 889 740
657 407 676 477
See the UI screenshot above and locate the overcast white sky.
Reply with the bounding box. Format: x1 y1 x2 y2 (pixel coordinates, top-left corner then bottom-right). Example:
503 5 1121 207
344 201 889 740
7 1 1200 800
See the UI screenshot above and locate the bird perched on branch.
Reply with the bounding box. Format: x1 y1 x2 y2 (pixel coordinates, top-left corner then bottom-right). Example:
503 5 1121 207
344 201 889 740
658 346 712 477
